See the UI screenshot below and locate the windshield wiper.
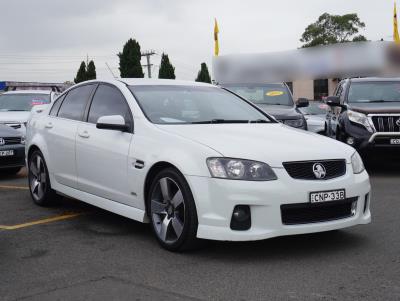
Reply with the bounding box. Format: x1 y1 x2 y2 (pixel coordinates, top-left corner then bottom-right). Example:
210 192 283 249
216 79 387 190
6 109 27 111
191 119 269 124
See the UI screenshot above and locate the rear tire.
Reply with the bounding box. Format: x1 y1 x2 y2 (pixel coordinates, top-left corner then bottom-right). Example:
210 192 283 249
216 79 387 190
147 167 200 252
28 150 61 206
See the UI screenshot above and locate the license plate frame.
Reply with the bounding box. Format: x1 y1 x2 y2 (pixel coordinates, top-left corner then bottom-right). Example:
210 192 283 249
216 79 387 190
390 138 400 145
310 189 346 203
0 150 14 157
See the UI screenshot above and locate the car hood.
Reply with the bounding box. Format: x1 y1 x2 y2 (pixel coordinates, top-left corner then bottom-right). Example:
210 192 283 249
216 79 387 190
0 111 30 123
304 114 326 125
255 104 302 120
0 124 21 137
157 123 354 167
348 102 400 114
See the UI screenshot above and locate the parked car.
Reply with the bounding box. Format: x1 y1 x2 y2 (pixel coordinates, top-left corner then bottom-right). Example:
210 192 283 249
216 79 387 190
222 83 308 130
0 124 25 174
26 79 370 251
0 90 54 134
327 77 400 151
299 101 329 134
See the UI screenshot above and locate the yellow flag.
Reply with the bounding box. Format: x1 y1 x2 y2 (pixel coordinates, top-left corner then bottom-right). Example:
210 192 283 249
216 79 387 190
394 2 400 43
214 18 219 56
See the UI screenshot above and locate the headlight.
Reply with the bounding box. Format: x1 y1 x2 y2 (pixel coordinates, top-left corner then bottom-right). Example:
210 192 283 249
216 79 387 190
20 136 26 145
351 151 365 174
206 158 277 181
347 110 374 133
283 118 304 128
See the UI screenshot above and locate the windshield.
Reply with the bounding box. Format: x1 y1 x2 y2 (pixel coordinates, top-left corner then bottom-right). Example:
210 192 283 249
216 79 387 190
348 82 400 103
299 102 328 115
0 94 50 111
129 85 273 124
223 83 294 106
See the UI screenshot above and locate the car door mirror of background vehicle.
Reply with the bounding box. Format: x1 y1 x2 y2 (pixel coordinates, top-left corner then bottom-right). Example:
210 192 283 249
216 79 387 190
96 115 129 132
296 98 309 108
326 96 342 107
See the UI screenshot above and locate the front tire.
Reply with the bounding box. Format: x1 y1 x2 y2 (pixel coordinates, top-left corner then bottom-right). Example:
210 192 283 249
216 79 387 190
147 167 200 252
28 150 60 206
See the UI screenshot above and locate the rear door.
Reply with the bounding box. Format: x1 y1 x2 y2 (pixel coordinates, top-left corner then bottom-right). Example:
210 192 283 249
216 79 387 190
44 84 95 188
75 84 134 205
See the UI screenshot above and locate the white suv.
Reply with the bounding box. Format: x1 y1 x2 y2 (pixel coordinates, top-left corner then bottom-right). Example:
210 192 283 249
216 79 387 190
26 79 371 251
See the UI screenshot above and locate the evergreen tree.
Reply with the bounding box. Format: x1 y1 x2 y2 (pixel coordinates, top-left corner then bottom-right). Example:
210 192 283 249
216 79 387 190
118 38 144 78
86 60 97 80
195 63 211 83
74 61 87 83
158 53 176 79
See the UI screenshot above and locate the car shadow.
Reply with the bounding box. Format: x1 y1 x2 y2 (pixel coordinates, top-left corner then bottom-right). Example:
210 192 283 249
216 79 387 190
363 151 400 177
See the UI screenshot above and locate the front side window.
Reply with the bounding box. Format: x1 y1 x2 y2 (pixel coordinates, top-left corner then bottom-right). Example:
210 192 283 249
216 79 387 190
129 85 272 124
347 82 400 103
224 83 293 106
88 85 132 128
0 93 50 112
49 94 66 116
57 85 95 121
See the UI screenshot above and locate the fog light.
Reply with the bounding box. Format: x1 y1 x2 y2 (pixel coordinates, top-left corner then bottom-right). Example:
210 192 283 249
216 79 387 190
351 201 357 215
230 205 251 231
346 137 355 145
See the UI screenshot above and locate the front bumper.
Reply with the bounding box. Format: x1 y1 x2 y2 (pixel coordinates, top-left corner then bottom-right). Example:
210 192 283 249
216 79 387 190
0 144 26 169
186 166 371 241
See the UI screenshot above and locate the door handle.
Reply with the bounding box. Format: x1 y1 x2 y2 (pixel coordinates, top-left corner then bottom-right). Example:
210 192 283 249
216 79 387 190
78 131 90 138
45 122 53 129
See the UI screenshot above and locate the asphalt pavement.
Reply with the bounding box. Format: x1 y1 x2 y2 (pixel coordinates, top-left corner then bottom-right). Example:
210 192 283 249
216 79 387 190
0 153 399 301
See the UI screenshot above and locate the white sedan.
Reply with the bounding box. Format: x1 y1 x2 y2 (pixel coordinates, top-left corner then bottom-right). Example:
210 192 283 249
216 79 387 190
26 79 371 251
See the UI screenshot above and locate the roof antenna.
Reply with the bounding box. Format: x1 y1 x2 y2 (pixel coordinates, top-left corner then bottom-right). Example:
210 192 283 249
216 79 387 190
105 62 117 79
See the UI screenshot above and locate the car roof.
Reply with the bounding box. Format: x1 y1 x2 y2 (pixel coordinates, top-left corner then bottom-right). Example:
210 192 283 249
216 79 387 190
2 90 51 95
83 78 215 87
348 77 400 83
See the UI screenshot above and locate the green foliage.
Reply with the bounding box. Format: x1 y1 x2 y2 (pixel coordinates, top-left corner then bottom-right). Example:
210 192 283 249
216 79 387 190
118 38 144 78
300 13 367 48
86 60 96 80
158 53 176 79
74 61 87 84
195 63 211 83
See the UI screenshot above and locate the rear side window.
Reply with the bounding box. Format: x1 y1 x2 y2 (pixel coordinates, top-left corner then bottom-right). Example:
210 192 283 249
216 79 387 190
57 85 95 121
49 93 66 116
88 84 132 129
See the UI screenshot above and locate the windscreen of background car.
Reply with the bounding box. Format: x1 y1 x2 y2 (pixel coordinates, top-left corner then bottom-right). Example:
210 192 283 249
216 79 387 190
0 94 50 111
224 84 293 106
348 82 400 103
129 85 272 124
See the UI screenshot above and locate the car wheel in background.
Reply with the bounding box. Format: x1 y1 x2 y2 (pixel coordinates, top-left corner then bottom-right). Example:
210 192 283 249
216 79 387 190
148 167 200 252
28 150 60 206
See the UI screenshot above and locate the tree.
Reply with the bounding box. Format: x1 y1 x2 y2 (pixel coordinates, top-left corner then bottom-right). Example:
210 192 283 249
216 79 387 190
86 60 97 80
300 13 367 48
158 53 176 79
195 63 211 83
74 61 87 83
118 38 144 78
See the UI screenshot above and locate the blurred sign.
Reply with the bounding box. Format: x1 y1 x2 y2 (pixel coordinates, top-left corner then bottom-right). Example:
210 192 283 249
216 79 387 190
213 41 400 84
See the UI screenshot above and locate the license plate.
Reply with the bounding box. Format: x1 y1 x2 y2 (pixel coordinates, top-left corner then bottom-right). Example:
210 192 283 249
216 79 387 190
310 189 346 203
390 138 400 145
0 150 14 156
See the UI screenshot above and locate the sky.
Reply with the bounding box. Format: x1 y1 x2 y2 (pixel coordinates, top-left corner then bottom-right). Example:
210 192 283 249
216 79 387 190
0 0 395 83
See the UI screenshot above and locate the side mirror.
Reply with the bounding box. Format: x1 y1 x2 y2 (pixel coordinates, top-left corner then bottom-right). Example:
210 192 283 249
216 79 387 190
296 98 309 108
326 96 341 106
96 115 129 132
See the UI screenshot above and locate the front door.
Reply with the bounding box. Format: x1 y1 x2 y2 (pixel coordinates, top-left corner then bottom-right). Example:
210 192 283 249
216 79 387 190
76 84 134 205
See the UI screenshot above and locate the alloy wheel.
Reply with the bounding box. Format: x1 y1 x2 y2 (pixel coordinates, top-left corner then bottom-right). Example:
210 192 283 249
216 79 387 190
150 177 185 244
29 154 47 201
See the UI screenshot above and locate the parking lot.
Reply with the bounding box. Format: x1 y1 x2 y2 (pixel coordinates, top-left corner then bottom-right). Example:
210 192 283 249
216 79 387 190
0 154 399 301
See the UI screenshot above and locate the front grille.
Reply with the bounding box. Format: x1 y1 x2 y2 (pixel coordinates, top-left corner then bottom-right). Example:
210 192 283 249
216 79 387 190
283 159 346 180
281 197 357 225
1 137 22 145
371 115 400 132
